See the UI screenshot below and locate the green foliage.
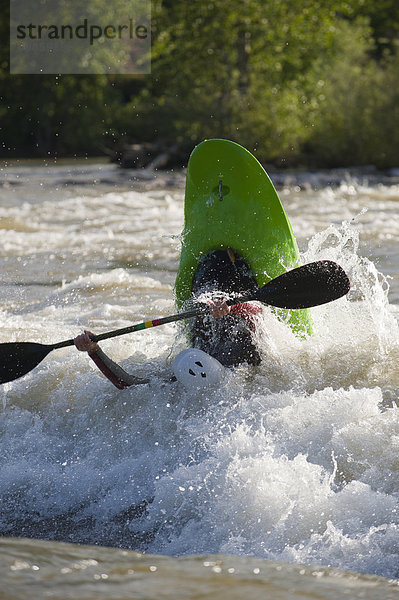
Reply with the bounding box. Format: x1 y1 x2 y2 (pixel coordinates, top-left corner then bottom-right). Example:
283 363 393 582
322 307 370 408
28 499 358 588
130 0 352 160
1 0 399 166
350 0 399 56
1 0 132 156
0 74 119 156
305 19 399 167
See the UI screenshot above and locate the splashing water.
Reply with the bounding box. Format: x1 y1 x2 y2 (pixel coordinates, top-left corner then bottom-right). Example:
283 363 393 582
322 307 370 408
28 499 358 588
0 164 399 584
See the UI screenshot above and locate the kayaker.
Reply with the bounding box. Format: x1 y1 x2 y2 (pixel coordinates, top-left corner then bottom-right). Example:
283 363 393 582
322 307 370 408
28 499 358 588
189 249 262 367
74 249 263 389
73 299 261 389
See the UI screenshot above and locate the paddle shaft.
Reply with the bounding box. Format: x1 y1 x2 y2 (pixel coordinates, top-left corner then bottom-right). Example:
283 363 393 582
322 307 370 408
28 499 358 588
87 256 350 347
0 260 350 385
50 294 256 350
7 259 351 354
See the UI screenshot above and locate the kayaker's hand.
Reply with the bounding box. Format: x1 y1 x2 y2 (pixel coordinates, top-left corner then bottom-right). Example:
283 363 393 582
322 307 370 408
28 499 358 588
208 299 231 318
74 330 100 354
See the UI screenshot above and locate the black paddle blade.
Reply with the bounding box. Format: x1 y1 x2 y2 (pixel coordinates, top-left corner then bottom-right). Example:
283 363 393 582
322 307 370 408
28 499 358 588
256 260 350 309
0 342 55 384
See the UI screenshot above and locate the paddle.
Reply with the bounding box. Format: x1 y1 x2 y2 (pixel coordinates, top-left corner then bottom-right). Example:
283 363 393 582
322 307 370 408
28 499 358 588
0 260 349 385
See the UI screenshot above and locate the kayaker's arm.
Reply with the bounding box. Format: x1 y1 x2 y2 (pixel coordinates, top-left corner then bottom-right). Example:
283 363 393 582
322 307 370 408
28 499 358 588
74 330 149 389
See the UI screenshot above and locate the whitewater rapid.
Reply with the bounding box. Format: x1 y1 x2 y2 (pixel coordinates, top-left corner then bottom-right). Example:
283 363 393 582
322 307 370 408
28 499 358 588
0 161 399 582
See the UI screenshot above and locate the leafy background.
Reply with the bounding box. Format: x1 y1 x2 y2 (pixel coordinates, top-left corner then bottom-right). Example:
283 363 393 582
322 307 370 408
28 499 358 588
1 0 399 167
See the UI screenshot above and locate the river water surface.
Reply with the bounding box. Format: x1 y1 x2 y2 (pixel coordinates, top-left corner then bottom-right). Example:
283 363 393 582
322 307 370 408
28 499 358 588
1 159 399 599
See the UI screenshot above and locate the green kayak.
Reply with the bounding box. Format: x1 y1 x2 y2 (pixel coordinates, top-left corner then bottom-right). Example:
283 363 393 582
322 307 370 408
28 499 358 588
175 139 312 335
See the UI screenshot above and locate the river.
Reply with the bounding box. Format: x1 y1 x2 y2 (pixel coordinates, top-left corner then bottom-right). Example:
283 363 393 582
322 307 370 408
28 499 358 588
1 158 399 599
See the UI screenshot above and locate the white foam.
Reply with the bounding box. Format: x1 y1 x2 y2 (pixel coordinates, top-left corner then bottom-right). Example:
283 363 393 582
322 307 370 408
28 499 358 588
1 175 399 579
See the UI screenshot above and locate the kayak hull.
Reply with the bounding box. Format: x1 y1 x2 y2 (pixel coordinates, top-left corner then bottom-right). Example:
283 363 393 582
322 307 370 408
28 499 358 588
175 139 312 335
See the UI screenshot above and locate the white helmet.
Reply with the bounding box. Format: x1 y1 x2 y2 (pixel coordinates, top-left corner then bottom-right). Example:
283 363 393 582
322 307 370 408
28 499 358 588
172 348 226 390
